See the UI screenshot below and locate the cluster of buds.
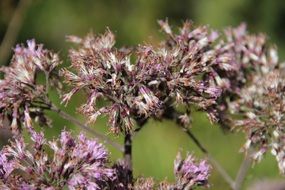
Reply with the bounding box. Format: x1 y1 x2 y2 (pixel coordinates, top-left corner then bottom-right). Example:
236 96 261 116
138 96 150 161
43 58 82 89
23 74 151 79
0 40 60 134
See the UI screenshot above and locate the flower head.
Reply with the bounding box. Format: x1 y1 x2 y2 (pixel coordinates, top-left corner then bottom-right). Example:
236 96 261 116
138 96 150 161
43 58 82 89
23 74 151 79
229 69 285 173
62 21 230 134
0 130 115 189
0 40 61 134
174 152 211 189
212 23 279 130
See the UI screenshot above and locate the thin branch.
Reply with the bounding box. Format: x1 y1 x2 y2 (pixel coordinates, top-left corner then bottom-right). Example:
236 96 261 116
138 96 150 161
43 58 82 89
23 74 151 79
162 106 235 189
184 128 208 154
0 0 32 65
49 104 124 152
234 153 252 190
45 72 50 97
184 128 235 189
123 133 133 184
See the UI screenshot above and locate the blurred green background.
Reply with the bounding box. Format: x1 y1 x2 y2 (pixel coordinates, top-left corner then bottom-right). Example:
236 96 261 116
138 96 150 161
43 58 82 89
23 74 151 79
1 0 285 189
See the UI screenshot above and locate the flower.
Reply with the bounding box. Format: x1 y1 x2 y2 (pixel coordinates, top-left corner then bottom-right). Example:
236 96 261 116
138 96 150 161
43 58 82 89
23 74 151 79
62 30 138 133
174 152 211 189
134 178 155 190
0 40 61 134
62 21 229 134
106 152 211 190
229 69 285 173
211 23 279 130
0 130 115 189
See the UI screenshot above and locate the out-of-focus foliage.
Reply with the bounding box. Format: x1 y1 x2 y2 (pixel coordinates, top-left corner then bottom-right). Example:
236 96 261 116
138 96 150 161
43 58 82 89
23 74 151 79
1 0 285 189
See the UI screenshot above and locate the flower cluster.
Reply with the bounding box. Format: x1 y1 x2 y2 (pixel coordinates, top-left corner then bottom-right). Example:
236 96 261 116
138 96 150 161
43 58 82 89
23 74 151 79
2 19 285 188
62 20 234 133
212 23 278 129
133 152 211 190
0 31 213 189
212 23 285 172
173 152 211 189
62 31 135 133
0 130 115 189
0 128 211 190
0 40 60 134
229 69 285 172
138 20 225 122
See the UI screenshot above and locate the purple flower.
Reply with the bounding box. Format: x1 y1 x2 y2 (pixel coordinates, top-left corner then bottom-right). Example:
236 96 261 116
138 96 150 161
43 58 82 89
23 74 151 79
62 20 228 133
174 152 211 189
210 23 279 130
0 40 61 134
0 130 116 189
228 69 285 172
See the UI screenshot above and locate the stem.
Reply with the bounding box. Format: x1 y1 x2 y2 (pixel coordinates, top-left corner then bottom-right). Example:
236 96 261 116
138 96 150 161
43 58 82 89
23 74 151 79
184 129 208 154
124 133 133 183
49 104 124 152
163 106 235 189
45 72 50 96
234 153 252 190
0 0 32 65
184 128 235 189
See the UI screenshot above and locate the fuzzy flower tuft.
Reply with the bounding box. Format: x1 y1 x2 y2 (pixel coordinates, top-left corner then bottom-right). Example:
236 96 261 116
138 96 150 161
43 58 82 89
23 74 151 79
174 152 211 189
212 23 279 130
0 130 115 189
0 40 61 134
62 21 231 134
107 152 211 190
229 69 285 173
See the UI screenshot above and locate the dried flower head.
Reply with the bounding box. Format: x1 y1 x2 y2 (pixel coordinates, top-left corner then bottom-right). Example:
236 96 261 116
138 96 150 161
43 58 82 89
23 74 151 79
62 30 137 133
205 23 285 174
0 40 61 134
62 21 231 134
229 69 285 173
0 130 115 189
154 20 225 122
212 23 279 130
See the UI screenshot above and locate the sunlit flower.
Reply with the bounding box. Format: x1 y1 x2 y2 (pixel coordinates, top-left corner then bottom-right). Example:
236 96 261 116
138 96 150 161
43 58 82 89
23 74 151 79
62 21 229 133
0 40 60 134
0 130 115 189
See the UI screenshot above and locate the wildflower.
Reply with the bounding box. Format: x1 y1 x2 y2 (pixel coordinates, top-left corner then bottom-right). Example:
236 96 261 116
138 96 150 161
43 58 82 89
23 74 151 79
0 40 61 134
229 69 285 173
174 152 211 189
63 30 139 133
0 130 115 189
212 23 279 130
156 20 227 123
107 152 211 190
62 21 228 133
